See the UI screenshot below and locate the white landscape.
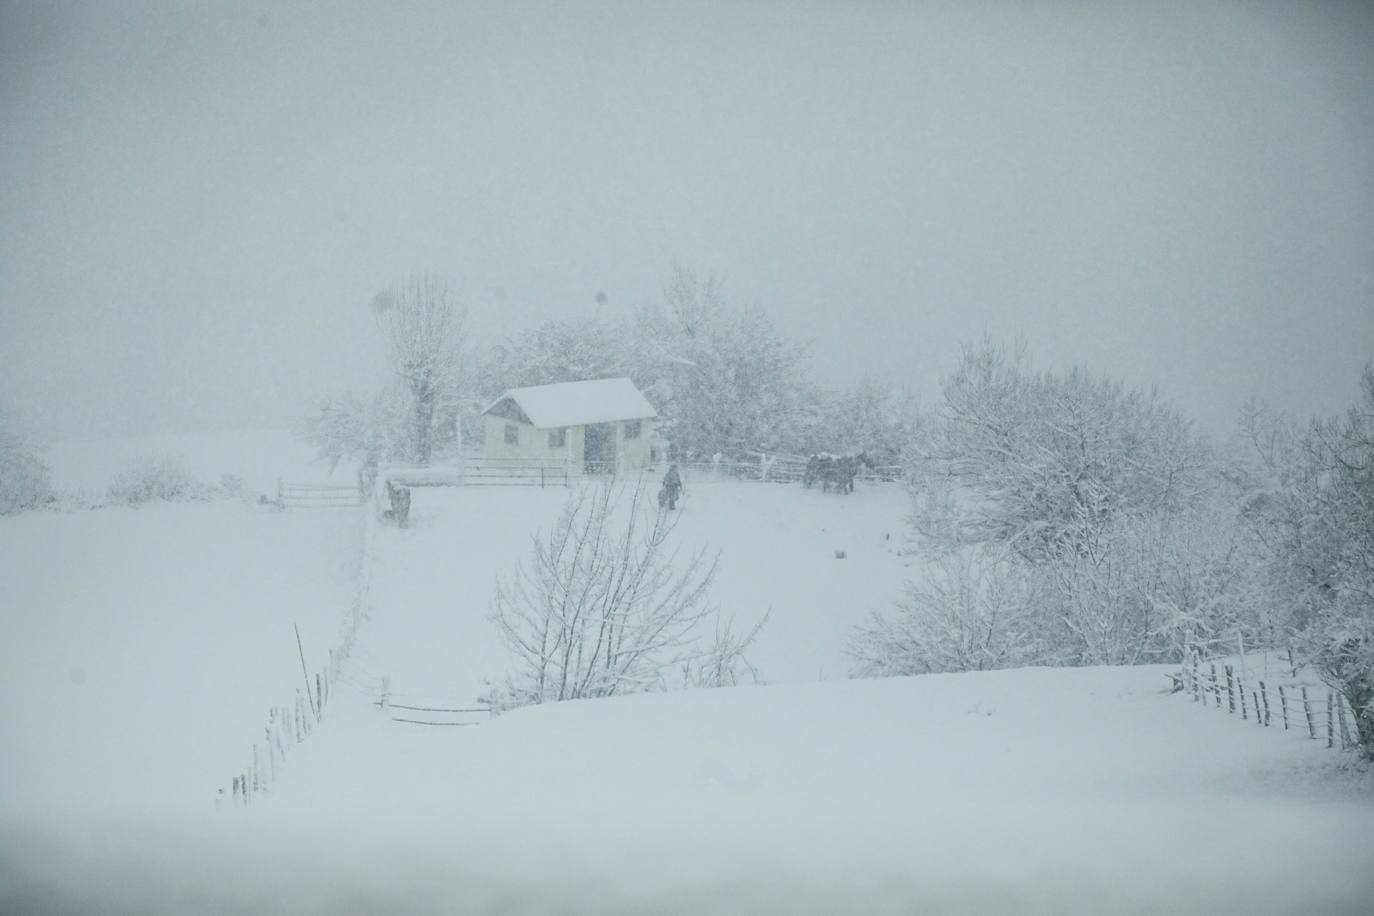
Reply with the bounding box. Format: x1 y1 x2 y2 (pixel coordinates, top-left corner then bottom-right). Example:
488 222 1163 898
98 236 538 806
3 2 1373 913
1 430 1371 914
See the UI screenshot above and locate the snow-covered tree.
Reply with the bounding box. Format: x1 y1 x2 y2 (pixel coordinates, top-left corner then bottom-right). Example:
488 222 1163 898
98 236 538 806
908 338 1209 563
474 316 634 398
1239 368 1374 757
372 275 467 465
634 266 815 457
0 409 53 514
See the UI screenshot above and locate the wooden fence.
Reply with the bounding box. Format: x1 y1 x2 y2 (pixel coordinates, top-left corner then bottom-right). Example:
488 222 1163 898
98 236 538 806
1177 650 1363 753
276 479 363 509
335 651 495 727
680 453 903 485
386 457 571 489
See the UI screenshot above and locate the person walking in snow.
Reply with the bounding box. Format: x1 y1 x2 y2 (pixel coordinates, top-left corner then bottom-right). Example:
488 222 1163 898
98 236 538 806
661 462 683 511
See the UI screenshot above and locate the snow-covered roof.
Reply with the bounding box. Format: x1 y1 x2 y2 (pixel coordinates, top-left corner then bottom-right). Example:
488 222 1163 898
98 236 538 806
483 378 657 429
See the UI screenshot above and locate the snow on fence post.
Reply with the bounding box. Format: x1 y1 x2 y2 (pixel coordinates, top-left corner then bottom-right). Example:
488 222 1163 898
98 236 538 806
1238 678 1248 721
1225 666 1236 714
380 676 391 714
265 727 276 782
1210 663 1220 707
1278 685 1289 730
1192 652 1202 703
1326 692 1335 749
1287 646 1299 679
1302 687 1316 738
1259 681 1271 727
1252 691 1261 726
316 673 324 720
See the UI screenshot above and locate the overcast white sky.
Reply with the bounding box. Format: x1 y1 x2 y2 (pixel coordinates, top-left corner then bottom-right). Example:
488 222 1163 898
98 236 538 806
2 1 1371 439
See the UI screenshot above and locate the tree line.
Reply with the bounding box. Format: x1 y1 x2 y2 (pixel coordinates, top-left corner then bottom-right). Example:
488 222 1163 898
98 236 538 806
302 267 917 473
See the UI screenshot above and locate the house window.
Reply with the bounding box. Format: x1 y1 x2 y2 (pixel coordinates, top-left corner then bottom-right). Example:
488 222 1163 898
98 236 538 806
504 424 519 446
623 420 642 440
548 428 566 448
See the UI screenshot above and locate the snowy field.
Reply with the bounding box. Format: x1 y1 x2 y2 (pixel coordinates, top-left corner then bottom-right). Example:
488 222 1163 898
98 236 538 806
348 476 914 709
2 431 1372 914
0 500 363 819
5 667 1372 915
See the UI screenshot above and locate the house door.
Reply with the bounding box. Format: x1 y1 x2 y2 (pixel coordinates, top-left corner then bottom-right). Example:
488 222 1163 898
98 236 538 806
584 423 614 474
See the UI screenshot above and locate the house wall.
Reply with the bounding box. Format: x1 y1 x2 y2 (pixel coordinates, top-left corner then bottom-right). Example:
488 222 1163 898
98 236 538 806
481 415 654 472
482 415 584 467
615 418 654 471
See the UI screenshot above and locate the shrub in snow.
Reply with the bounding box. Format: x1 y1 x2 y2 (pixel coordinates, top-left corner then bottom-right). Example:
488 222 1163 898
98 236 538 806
0 421 53 515
491 477 762 707
106 457 209 506
1239 367 1374 759
851 546 1040 676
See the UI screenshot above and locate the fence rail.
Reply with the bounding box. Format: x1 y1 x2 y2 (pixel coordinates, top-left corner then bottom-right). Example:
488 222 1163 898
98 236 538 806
277 478 362 509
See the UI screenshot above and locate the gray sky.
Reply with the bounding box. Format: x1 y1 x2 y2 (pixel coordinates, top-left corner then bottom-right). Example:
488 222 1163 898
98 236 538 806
2 1 1371 439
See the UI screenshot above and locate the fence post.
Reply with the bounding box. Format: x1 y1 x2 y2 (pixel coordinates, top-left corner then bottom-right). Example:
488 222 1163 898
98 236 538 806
1239 678 1248 720
1259 681 1271 726
1336 694 1351 749
1225 666 1236 713
1252 691 1261 726
1327 692 1335 749
1210 663 1220 707
1287 646 1298 679
1192 653 1202 702
1278 685 1289 730
1302 686 1316 738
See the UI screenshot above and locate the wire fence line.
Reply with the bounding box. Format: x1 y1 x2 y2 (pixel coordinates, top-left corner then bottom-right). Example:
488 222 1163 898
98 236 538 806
219 488 379 809
1174 649 1363 753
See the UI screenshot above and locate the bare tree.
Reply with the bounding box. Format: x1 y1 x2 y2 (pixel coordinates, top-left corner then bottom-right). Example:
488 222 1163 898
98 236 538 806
373 275 466 465
491 477 747 707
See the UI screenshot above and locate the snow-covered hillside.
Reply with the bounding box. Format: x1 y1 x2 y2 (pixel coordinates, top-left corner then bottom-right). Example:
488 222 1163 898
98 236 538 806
2 433 1371 915
0 500 363 818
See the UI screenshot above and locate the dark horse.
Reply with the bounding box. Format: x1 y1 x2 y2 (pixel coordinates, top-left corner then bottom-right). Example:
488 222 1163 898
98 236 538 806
802 453 873 494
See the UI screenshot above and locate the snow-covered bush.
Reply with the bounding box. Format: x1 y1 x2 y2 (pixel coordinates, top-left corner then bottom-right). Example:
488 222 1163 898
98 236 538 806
851 547 1041 676
106 457 209 506
1238 368 1374 758
862 338 1261 676
0 417 53 515
491 478 758 707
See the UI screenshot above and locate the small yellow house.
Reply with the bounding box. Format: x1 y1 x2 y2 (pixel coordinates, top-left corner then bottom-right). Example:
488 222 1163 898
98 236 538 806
481 378 658 474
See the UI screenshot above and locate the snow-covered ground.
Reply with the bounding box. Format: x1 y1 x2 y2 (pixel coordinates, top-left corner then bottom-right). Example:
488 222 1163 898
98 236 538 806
5 666 1372 914
349 477 914 710
3 432 1372 914
0 500 363 819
